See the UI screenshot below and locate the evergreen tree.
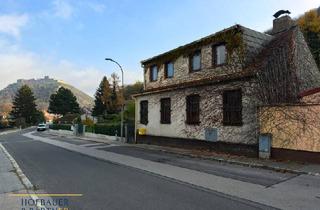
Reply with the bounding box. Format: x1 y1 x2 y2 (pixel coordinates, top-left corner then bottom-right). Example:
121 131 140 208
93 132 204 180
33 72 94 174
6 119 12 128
10 85 39 125
92 76 112 116
48 87 80 115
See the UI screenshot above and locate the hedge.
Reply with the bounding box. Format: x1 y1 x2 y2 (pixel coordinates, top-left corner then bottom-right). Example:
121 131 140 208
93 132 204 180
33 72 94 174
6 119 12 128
85 125 94 133
50 123 123 136
49 124 72 131
93 123 122 137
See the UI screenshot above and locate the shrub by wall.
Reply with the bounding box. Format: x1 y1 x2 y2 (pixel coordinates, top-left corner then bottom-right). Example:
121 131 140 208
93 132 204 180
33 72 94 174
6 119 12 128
93 123 122 136
49 124 72 131
85 125 94 133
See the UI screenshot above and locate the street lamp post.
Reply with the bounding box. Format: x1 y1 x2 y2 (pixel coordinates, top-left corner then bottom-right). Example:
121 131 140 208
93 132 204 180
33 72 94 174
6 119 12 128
105 58 124 142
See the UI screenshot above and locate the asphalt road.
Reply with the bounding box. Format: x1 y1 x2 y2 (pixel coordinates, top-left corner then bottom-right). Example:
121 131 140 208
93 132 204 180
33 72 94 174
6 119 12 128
0 130 277 210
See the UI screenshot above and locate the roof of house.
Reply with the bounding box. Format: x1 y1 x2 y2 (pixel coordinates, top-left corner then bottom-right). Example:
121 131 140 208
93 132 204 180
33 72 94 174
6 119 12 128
141 24 272 66
137 21 320 101
299 87 320 98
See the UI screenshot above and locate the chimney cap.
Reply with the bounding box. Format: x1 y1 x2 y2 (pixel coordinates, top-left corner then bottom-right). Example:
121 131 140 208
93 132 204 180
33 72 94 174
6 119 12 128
273 10 291 18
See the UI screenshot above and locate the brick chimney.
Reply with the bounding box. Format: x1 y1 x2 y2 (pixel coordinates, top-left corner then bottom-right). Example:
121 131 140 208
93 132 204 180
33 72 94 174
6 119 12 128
272 15 295 34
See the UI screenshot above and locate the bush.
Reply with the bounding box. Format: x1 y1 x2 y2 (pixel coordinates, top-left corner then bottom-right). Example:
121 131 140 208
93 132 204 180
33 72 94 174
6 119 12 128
85 125 94 133
54 114 79 124
49 124 72 131
82 117 94 127
93 123 122 136
0 120 10 129
97 113 121 124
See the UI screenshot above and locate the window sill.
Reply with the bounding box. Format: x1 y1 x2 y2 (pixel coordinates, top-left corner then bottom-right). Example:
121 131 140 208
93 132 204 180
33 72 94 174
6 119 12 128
189 68 202 73
212 63 227 68
186 121 200 125
223 122 243 126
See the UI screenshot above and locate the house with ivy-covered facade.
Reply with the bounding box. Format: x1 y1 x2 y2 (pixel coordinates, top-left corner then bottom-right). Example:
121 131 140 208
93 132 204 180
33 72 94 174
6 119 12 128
133 15 320 156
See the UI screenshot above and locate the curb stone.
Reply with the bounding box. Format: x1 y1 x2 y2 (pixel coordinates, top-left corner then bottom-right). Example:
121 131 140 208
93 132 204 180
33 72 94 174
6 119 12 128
130 144 320 177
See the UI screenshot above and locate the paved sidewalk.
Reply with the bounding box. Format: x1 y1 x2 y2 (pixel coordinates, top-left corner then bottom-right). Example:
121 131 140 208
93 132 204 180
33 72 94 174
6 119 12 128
132 144 320 176
0 129 20 136
0 143 31 210
43 130 320 176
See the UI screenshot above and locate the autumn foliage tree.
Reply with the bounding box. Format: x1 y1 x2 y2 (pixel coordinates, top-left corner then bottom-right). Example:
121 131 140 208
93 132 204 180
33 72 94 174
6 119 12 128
110 73 124 114
297 9 320 68
92 74 124 117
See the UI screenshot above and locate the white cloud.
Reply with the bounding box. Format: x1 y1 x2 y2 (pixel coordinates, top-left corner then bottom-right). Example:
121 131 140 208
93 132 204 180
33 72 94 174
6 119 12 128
87 2 106 13
52 0 73 19
0 41 142 96
0 14 28 38
0 52 103 96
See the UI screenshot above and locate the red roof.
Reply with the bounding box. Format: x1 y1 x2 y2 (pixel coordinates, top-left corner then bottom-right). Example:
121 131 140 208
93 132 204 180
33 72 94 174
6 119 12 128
299 87 320 98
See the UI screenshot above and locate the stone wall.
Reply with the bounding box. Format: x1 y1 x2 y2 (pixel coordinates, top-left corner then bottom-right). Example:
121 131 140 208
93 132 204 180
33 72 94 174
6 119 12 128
301 91 320 104
259 105 320 153
135 79 259 145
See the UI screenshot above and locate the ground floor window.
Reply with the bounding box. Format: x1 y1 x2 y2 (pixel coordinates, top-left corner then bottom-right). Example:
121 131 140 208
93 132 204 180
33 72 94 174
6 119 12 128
140 100 148 125
186 94 200 124
223 89 242 126
160 98 171 124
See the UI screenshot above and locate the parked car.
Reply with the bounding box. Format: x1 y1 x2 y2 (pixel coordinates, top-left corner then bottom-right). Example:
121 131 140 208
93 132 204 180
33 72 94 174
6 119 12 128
37 123 47 131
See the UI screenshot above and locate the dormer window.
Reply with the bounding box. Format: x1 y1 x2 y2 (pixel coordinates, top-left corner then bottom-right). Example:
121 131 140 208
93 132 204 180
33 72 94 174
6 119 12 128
165 61 174 78
189 50 201 72
150 65 158 81
213 44 227 66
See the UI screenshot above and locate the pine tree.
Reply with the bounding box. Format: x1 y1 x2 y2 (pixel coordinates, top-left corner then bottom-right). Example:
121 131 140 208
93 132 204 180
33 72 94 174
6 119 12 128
92 76 111 116
48 87 80 115
10 85 39 125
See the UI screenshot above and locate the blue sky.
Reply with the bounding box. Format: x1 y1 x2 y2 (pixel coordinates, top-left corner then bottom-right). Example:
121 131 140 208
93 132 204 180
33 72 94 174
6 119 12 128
0 0 319 96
